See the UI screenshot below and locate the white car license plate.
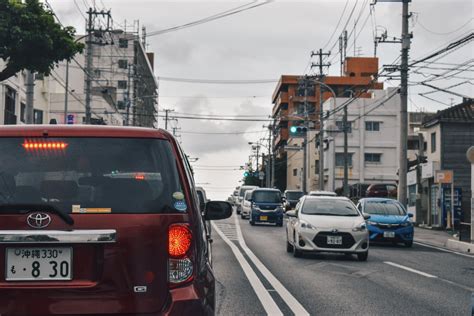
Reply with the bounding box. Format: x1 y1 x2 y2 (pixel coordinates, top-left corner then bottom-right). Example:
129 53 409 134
327 236 342 245
6 247 72 281
383 231 395 238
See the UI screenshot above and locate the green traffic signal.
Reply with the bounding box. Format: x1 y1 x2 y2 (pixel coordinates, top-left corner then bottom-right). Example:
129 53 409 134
243 171 249 177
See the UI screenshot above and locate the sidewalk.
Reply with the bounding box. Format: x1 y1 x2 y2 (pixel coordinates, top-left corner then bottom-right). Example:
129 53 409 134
414 227 474 255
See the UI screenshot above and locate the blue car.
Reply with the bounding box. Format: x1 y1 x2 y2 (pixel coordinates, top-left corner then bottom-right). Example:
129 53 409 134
249 188 284 226
357 198 414 247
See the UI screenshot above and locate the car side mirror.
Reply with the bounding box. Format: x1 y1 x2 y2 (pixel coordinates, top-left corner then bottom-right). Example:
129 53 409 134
363 214 371 220
286 210 297 217
205 201 233 220
408 213 414 218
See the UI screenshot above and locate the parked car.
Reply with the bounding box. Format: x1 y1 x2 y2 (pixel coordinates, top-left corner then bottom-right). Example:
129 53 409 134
357 198 414 247
366 183 398 198
249 188 284 226
283 190 304 211
308 190 337 197
0 125 232 315
236 185 259 214
286 196 370 261
241 190 254 219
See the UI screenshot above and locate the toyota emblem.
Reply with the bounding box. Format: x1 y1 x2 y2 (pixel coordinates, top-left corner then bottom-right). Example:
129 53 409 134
27 213 52 229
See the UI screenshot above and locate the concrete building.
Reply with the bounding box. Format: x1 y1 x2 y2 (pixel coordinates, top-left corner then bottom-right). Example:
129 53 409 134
321 88 401 193
271 57 383 192
0 64 51 125
416 99 474 229
49 30 158 127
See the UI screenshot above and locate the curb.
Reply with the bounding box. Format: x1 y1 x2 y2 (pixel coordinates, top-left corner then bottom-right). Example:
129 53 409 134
446 239 474 254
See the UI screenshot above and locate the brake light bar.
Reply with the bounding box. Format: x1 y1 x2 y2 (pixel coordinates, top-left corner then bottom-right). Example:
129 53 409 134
22 141 68 150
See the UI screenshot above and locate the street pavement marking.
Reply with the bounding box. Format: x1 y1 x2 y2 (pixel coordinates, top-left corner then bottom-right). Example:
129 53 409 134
414 241 474 259
384 261 438 278
212 221 283 316
234 214 311 316
384 261 474 292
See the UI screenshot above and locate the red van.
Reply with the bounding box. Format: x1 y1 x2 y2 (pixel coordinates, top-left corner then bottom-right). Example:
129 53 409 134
0 125 231 315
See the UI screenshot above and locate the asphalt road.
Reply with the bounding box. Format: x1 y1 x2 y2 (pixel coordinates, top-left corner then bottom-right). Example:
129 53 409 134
211 211 474 316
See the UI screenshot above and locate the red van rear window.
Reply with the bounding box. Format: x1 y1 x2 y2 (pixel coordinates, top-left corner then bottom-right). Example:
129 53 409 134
0 138 186 214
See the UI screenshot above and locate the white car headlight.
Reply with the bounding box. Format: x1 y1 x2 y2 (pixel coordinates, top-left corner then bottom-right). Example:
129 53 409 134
367 221 378 226
352 222 367 232
400 221 412 227
299 220 315 230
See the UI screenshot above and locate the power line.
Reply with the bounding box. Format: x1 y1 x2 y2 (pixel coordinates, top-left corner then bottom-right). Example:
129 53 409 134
321 0 350 51
147 1 273 37
180 130 265 135
168 115 272 122
415 17 473 36
157 76 277 84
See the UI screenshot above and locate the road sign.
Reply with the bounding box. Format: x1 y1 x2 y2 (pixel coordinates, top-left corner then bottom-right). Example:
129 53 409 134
284 146 303 151
67 114 74 125
434 170 453 184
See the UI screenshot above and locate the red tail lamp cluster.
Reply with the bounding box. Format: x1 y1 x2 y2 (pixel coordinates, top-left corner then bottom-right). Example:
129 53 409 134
168 224 194 286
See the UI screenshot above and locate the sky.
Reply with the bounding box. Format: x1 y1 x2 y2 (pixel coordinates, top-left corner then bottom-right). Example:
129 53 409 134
48 0 473 200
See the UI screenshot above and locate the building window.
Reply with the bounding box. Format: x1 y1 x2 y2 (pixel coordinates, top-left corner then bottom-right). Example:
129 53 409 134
20 102 26 123
295 103 305 114
4 87 17 125
315 160 319 174
431 132 436 153
117 100 126 110
407 139 420 150
293 168 297 176
118 59 128 69
33 109 43 124
336 121 352 133
118 80 127 89
365 153 381 163
335 153 353 167
119 38 128 48
94 69 101 77
365 121 380 131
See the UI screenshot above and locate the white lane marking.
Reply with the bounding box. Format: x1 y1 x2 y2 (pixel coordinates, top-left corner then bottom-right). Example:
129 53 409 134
234 215 311 316
384 261 438 278
414 241 474 259
212 222 283 316
384 261 474 292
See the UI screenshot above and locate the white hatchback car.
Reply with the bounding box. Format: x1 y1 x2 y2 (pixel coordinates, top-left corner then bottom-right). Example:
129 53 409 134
240 190 253 219
286 196 370 261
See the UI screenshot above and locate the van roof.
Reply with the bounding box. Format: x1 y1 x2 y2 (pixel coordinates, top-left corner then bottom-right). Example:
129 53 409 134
0 125 171 139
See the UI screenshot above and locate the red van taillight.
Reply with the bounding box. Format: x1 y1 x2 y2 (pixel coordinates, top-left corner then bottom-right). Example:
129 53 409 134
168 224 193 285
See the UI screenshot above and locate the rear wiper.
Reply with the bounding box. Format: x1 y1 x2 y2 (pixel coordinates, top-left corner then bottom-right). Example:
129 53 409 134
0 204 74 226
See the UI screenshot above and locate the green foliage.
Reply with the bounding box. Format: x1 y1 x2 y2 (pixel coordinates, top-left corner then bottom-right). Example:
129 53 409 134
0 0 84 81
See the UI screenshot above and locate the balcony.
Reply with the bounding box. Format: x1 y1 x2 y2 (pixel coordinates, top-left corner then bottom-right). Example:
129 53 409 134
274 128 289 149
272 91 289 117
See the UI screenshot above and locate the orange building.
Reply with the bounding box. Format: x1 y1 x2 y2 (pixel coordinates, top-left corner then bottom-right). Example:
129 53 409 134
271 57 384 190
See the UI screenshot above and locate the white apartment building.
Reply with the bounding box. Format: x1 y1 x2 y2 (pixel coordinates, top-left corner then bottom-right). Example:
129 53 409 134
1 30 157 127
0 62 51 125
320 88 401 192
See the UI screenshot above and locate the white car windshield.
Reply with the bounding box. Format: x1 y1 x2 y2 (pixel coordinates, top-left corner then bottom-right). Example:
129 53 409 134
302 199 359 216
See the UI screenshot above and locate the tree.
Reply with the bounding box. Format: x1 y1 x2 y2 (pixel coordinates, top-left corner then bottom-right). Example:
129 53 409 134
0 0 84 81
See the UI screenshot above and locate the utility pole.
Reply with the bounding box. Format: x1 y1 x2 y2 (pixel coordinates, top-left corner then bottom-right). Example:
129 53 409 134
163 108 174 130
416 132 424 223
125 65 132 126
63 61 70 124
343 105 349 196
84 8 93 124
311 49 331 190
399 0 411 207
25 70 35 124
84 8 112 125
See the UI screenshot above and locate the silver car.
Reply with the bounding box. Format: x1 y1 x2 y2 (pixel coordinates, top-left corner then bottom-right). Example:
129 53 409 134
286 196 370 261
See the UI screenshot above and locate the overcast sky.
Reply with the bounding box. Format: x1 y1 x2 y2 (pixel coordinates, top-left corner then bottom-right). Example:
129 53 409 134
49 0 473 199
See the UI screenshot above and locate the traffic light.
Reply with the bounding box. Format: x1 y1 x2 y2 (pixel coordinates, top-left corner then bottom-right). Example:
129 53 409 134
289 125 308 138
243 171 250 177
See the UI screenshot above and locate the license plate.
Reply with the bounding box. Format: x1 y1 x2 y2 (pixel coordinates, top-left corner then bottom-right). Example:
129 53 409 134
383 231 396 238
260 216 268 221
6 247 72 281
327 236 342 245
